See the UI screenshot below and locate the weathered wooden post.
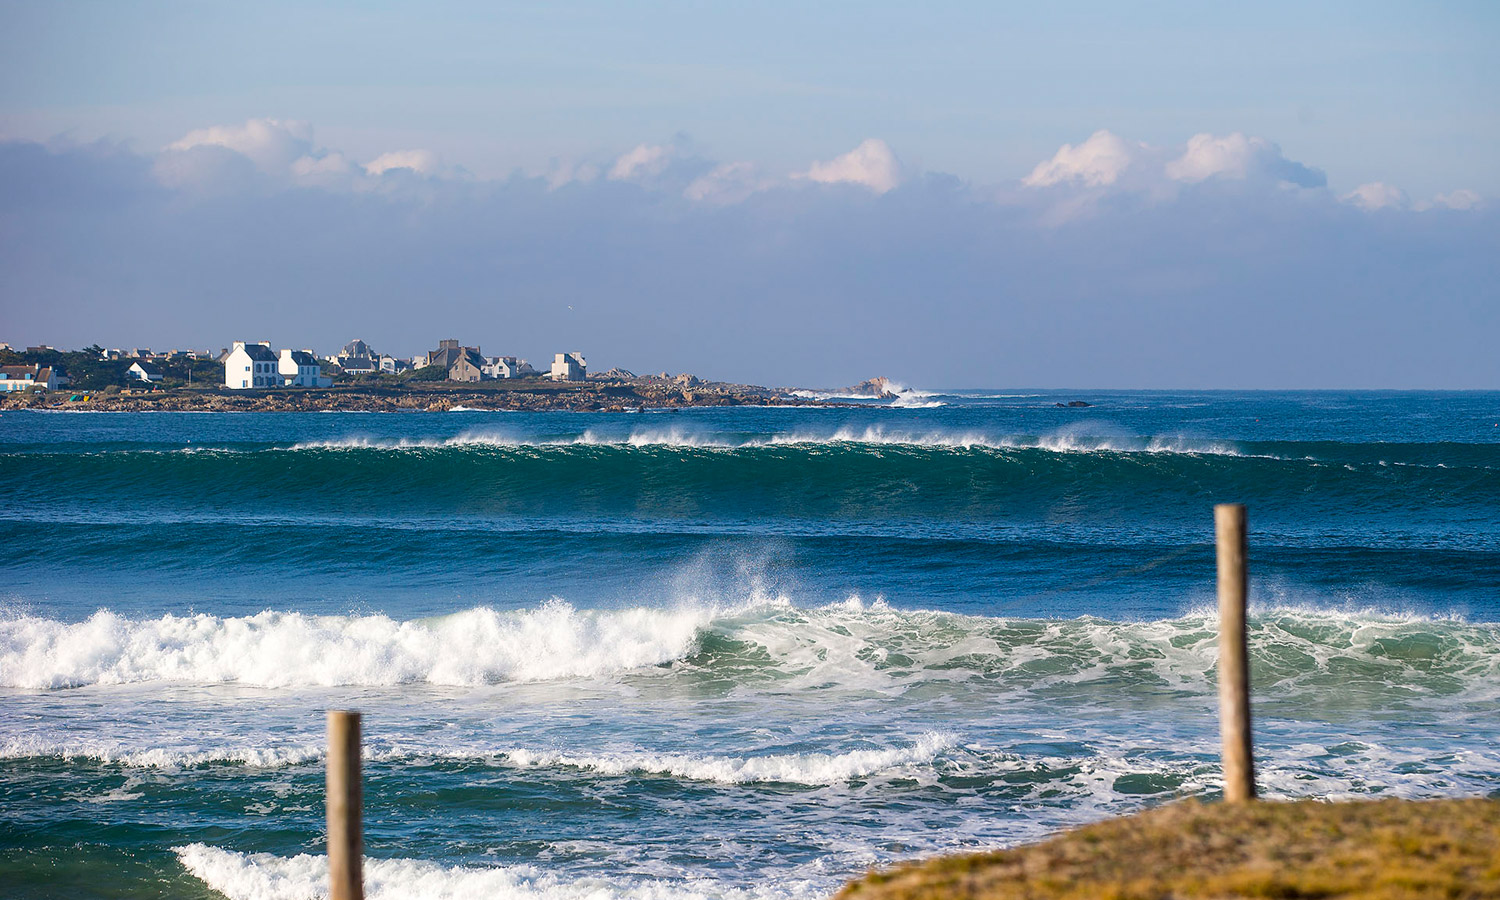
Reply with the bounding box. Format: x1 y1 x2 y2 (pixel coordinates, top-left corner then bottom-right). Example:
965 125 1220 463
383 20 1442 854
1215 503 1255 802
326 710 364 900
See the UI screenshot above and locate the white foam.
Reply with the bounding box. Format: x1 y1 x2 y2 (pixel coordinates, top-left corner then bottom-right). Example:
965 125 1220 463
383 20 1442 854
127 425 1256 456
0 732 953 785
0 600 711 689
0 736 325 769
176 844 819 900
502 733 955 785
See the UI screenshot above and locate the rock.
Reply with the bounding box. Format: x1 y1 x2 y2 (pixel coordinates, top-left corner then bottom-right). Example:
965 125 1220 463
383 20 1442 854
845 376 897 399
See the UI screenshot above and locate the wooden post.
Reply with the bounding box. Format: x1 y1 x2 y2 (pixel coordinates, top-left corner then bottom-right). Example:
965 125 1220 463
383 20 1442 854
1215 504 1255 802
326 710 364 900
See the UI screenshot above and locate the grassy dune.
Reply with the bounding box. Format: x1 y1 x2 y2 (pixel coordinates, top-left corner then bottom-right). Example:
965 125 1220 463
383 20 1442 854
838 798 1500 900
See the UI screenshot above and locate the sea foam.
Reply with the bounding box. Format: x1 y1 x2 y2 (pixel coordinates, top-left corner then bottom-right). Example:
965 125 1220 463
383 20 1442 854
176 844 819 900
0 601 709 689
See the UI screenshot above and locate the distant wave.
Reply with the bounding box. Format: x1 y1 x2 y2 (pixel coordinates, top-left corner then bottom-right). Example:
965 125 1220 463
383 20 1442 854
4 599 1495 701
271 425 1243 455
176 844 814 900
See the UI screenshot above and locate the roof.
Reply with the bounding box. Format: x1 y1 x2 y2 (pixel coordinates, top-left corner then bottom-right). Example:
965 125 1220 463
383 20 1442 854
286 350 320 366
236 342 278 362
130 359 163 375
1 364 37 379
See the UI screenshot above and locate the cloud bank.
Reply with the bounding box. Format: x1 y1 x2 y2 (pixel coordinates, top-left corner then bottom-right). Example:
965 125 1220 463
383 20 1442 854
0 121 1494 387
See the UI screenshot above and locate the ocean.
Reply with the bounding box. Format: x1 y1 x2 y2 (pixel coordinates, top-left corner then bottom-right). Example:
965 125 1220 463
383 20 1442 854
2 390 1498 899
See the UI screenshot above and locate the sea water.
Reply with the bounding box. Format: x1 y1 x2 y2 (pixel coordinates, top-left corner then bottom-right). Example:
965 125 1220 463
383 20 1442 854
1 391 1497 898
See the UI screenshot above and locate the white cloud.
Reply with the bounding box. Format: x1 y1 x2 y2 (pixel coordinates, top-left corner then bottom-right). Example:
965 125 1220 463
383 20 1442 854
1166 132 1322 187
799 139 902 193
609 144 674 181
684 162 771 204
1344 182 1409 211
1428 189 1483 211
1023 130 1140 188
167 118 315 173
365 150 440 176
543 159 602 190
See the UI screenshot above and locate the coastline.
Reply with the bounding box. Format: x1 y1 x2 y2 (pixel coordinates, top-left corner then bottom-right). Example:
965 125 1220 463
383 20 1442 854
0 377 844 413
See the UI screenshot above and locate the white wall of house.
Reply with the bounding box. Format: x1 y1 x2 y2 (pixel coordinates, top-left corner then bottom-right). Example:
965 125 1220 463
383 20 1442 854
279 349 332 387
224 341 281 389
550 352 587 381
127 362 162 382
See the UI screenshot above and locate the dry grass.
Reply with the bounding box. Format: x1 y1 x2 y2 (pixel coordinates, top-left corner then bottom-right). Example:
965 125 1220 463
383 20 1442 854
838 798 1500 900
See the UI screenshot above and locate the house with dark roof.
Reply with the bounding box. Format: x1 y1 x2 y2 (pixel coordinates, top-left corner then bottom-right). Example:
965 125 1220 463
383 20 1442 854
1 364 68 392
280 349 333 387
448 348 485 382
223 341 282 389
127 360 164 383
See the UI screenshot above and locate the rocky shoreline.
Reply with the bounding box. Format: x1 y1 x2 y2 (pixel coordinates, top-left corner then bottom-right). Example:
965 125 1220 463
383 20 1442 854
0 377 840 413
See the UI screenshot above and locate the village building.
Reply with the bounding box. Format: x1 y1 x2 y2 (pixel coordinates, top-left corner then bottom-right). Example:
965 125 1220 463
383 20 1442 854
280 349 333 387
379 354 411 375
448 348 485 382
127 360 164 383
0 364 68 392
550 352 587 381
481 356 534 379
223 341 281 389
425 339 466 370
336 355 378 375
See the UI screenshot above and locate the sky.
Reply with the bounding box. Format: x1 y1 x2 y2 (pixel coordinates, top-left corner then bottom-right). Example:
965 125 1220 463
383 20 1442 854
1 1 1497 387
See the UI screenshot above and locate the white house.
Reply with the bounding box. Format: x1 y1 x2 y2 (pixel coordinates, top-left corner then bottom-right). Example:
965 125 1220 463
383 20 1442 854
280 349 333 387
550 352 587 381
482 356 534 379
127 360 163 383
0 364 68 392
379 354 411 375
223 341 281 389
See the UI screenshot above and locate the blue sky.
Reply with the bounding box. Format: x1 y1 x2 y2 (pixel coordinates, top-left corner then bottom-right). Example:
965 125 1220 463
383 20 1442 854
1 1 1497 386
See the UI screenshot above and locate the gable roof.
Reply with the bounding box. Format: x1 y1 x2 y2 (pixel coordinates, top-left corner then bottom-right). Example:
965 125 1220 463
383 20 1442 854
129 359 163 375
1 364 38 379
236 343 278 362
286 350 320 366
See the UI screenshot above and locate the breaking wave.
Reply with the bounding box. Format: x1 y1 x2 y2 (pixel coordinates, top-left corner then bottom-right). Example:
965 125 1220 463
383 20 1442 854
0 601 711 689
0 733 956 785
4 599 1496 704
176 845 816 900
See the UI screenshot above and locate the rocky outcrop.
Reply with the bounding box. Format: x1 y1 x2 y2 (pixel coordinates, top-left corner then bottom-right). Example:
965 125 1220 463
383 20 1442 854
844 376 897 399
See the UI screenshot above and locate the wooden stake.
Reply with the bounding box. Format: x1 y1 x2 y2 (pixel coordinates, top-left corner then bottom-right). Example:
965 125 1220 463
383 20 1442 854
326 710 364 900
1215 504 1255 802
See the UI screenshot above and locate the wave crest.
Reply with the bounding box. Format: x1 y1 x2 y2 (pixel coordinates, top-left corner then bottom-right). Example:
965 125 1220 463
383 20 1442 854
176 844 812 900
0 601 709 689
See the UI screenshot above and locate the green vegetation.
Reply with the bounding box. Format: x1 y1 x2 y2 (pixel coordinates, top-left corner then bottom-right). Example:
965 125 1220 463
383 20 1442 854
0 344 128 389
404 364 450 382
839 798 1500 900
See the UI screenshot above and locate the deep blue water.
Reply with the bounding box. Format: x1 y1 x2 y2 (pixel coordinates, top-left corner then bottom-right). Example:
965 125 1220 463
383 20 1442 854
1 391 1498 898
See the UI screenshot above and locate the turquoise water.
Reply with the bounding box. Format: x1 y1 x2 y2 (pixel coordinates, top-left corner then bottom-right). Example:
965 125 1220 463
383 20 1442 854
2 391 1498 898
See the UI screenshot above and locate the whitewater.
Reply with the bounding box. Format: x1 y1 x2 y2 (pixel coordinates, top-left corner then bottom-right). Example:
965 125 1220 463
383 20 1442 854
2 390 1498 899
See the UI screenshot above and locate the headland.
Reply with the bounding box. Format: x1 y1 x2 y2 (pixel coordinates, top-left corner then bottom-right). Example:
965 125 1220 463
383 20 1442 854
0 376 835 412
